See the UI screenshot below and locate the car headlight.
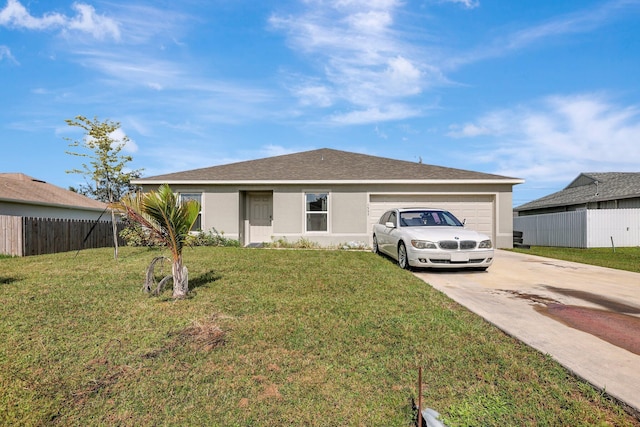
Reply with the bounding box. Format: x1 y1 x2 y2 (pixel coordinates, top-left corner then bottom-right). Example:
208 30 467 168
478 239 492 249
411 240 437 249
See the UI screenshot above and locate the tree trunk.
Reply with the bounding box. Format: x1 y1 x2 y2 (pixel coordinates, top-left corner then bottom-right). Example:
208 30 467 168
108 185 118 261
172 256 189 298
111 208 119 260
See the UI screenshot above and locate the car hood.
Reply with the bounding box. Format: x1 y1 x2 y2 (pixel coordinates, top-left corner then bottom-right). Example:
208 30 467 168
404 226 490 241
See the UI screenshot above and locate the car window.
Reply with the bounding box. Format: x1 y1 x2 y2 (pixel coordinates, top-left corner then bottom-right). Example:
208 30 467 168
399 210 463 227
438 211 463 226
388 211 397 226
379 211 390 224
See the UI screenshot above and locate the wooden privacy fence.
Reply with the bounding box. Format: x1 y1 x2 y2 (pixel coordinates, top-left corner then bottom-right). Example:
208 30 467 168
0 215 125 256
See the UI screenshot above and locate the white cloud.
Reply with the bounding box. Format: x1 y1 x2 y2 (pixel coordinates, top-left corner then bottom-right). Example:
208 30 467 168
345 10 393 33
293 83 335 107
329 104 422 125
104 3 188 45
0 0 120 40
0 0 65 29
109 128 138 153
0 45 17 63
257 145 299 158
448 94 640 183
65 3 120 40
447 0 640 69
270 0 436 122
73 50 181 89
385 56 422 96
374 125 388 139
447 123 492 138
440 0 479 9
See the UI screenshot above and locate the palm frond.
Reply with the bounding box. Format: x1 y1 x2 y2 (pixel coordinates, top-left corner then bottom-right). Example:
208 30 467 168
117 184 200 260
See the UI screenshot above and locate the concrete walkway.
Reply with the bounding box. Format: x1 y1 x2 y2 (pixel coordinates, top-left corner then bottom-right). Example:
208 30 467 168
413 249 640 415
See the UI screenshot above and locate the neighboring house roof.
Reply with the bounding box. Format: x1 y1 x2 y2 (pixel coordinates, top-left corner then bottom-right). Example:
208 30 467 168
134 148 523 184
0 173 106 211
515 172 640 212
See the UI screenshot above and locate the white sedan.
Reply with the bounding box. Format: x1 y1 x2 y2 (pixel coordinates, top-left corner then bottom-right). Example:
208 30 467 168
372 208 494 270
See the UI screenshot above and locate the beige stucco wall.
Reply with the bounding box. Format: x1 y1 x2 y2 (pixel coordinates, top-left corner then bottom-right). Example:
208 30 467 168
273 188 302 234
331 190 368 234
270 186 369 246
495 190 515 249
201 190 239 236
139 182 517 248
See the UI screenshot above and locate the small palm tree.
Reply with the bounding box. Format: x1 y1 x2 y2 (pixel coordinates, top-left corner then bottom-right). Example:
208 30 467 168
114 184 200 298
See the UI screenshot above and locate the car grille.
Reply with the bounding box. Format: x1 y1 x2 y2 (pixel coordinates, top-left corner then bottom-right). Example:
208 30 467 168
438 240 477 250
460 240 477 250
439 240 458 250
430 258 486 264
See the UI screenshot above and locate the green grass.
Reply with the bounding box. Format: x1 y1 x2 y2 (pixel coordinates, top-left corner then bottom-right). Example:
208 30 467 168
1 247 638 426
510 246 640 273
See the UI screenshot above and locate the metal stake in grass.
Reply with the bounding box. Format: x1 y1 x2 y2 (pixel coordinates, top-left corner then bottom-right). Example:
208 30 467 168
417 367 423 427
416 367 448 427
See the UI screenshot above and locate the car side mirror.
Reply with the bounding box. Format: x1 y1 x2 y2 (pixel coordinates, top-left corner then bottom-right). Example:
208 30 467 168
385 221 396 228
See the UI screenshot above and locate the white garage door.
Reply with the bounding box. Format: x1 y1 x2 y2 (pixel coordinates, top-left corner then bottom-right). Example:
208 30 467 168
369 194 495 240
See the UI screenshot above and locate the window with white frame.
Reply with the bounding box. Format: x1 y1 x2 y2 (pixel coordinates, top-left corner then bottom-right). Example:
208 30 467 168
179 193 202 231
305 192 328 232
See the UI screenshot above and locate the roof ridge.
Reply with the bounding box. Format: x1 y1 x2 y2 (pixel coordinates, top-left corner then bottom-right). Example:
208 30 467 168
135 148 521 183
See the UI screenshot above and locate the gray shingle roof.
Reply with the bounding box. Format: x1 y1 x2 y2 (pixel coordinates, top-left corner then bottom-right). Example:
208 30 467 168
0 173 106 211
515 172 640 211
135 148 520 183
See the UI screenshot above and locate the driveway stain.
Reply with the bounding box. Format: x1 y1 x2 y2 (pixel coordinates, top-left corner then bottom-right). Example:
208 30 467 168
501 289 640 356
500 290 559 305
543 286 640 314
535 304 640 356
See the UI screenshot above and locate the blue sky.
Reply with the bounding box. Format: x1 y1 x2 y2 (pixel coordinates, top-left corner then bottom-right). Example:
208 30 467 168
1 0 639 206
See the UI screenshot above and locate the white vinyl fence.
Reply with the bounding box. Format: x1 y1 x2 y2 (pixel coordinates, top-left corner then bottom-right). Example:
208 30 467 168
513 209 640 248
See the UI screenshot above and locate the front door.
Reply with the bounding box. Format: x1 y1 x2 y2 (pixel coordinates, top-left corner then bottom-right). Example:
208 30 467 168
248 193 273 244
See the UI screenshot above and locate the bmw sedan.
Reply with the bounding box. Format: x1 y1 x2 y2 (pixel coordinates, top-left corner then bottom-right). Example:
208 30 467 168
372 208 494 270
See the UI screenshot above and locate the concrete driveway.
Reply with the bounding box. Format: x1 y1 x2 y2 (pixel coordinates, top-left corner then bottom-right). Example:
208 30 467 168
413 249 640 415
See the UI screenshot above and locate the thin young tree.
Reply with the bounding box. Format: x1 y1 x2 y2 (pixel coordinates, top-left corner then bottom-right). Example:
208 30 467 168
113 184 200 298
65 115 143 259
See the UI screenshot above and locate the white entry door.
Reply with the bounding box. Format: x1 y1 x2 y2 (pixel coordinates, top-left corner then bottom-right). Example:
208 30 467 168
249 193 273 244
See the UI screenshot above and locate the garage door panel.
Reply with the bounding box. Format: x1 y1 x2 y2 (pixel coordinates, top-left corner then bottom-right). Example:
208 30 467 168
369 194 494 238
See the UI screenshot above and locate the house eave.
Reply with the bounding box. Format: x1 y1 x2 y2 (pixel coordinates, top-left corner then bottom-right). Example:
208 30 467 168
0 197 108 213
516 193 640 211
133 178 525 186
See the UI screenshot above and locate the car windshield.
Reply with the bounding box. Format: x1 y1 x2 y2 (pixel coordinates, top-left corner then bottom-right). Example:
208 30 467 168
399 210 463 227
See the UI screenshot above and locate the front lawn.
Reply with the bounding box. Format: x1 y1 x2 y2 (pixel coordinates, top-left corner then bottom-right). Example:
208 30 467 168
0 247 637 426
510 246 640 273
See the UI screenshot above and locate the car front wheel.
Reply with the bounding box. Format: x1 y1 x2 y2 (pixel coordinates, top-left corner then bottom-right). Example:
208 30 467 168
398 242 410 270
372 235 379 254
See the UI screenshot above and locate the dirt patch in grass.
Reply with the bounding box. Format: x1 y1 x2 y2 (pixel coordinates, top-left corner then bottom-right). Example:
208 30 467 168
172 314 228 352
140 314 228 360
73 361 131 406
